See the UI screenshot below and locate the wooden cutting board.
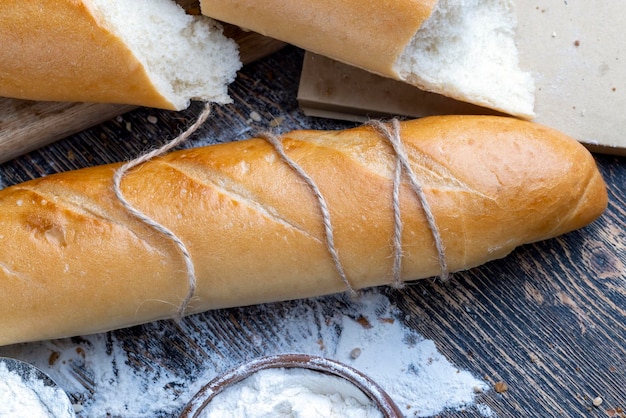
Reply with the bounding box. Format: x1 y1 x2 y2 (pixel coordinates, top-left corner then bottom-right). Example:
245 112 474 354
298 1 626 155
0 26 285 164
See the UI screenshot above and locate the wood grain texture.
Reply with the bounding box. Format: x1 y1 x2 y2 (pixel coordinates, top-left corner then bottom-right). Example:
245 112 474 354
0 101 135 164
0 46 624 417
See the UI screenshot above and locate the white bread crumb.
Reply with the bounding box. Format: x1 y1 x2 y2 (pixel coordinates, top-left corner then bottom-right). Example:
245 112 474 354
395 0 535 118
86 0 241 110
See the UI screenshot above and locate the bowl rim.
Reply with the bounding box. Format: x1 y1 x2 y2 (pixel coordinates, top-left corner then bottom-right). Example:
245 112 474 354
179 353 404 418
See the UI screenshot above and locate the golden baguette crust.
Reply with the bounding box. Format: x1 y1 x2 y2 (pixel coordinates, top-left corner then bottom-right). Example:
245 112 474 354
0 1 175 108
0 116 607 345
200 0 436 76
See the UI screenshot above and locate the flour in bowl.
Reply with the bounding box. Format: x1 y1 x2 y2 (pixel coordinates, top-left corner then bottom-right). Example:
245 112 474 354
197 367 383 418
0 360 74 418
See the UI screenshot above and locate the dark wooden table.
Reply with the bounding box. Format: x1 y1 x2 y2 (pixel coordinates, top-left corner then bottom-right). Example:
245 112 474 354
1 46 624 417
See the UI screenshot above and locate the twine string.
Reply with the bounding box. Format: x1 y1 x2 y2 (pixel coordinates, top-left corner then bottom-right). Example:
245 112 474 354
113 102 213 321
367 119 449 283
259 132 357 297
114 111 447 317
391 156 404 288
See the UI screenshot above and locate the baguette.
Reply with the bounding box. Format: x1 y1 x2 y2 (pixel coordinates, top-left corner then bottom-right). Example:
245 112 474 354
200 0 534 118
0 116 606 346
0 0 240 110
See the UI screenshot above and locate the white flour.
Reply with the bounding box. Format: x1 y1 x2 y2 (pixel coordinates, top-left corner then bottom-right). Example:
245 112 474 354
196 367 383 418
0 361 73 418
0 289 494 417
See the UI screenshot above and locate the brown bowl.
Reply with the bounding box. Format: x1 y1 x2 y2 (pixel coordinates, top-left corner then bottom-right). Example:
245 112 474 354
180 353 403 417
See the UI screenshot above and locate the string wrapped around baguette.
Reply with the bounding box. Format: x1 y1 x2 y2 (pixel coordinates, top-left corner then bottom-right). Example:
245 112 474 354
0 116 607 346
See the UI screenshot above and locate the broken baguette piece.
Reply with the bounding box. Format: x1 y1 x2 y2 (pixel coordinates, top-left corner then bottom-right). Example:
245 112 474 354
200 0 535 117
0 0 241 110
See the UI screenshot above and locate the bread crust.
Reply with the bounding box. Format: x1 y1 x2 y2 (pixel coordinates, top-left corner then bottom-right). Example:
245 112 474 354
0 1 176 108
0 116 607 345
200 0 436 76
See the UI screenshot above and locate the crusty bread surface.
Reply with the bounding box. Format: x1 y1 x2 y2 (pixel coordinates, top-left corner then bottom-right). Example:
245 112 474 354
202 0 435 77
0 0 240 110
0 116 607 345
200 0 534 117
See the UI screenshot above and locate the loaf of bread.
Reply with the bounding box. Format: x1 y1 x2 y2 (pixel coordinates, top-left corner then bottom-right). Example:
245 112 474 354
0 0 241 110
0 116 606 346
200 0 534 118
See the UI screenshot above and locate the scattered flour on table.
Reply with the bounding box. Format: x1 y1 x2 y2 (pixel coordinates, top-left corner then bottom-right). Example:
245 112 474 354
0 361 73 418
0 290 494 417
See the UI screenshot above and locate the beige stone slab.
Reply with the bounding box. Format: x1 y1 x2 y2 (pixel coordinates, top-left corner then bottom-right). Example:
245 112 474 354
298 1 626 155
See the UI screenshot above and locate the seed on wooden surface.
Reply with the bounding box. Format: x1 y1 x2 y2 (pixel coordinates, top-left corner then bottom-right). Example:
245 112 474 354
349 347 361 359
48 351 60 366
269 116 285 127
249 111 261 122
494 381 508 393
356 316 373 329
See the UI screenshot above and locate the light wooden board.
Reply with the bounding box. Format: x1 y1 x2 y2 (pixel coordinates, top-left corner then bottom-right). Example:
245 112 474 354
298 1 626 155
0 26 285 164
